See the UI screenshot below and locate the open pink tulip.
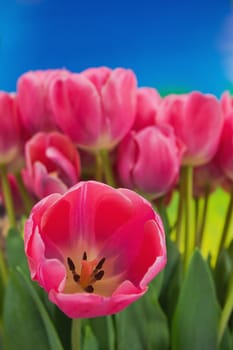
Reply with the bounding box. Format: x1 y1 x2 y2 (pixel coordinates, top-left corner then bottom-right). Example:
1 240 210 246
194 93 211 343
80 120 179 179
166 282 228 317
157 92 223 166
117 125 184 198
0 92 21 165
17 69 69 135
24 181 166 318
49 67 137 151
23 132 81 199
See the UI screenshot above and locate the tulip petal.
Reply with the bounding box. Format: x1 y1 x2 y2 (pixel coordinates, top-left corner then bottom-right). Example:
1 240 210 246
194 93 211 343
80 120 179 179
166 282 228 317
46 147 78 186
101 68 137 143
98 189 155 272
50 74 102 147
33 162 67 197
39 259 66 292
82 66 111 94
128 219 166 288
49 280 146 318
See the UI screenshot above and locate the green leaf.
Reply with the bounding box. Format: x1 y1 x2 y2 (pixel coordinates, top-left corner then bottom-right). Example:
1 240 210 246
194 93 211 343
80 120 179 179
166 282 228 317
160 236 183 325
6 227 28 273
171 249 219 350
3 269 63 350
88 316 114 350
83 325 99 350
219 327 233 350
214 248 233 306
116 287 169 350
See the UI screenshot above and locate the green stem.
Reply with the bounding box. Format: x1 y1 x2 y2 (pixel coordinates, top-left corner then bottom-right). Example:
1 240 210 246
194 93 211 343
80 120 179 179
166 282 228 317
156 197 170 235
0 249 7 286
216 186 233 264
194 197 200 239
218 271 233 345
15 171 33 215
196 187 210 249
112 314 118 350
99 149 116 187
95 152 103 182
175 183 184 250
0 164 16 228
71 318 81 350
183 165 193 270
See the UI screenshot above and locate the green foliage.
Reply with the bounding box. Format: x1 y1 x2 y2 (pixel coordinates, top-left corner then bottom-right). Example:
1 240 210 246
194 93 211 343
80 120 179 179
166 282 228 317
3 227 64 350
83 325 99 350
115 287 169 350
171 250 219 350
160 236 183 325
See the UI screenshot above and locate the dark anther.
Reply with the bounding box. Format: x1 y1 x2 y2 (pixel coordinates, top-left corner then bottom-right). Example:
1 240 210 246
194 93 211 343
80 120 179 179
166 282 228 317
73 273 80 282
67 257 75 271
95 257 106 271
85 285 94 293
94 270 104 281
83 251 87 260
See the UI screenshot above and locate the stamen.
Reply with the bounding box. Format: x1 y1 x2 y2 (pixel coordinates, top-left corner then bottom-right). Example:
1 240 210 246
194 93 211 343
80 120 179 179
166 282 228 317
67 257 75 271
73 273 80 282
95 257 106 271
94 270 104 281
67 253 106 293
85 285 94 293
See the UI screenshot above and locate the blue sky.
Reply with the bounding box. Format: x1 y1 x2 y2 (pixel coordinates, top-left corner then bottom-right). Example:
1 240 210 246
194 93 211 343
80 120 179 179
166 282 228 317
0 0 232 95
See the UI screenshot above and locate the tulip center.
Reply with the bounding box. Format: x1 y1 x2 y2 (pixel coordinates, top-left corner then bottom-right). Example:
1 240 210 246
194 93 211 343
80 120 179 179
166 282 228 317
66 251 106 293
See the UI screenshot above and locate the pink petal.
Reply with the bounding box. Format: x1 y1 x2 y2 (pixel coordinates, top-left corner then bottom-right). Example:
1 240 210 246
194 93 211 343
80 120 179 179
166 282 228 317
101 68 137 143
117 133 138 189
46 147 78 186
182 92 223 165
39 259 66 292
97 189 156 272
49 74 102 147
49 279 146 318
127 219 166 288
24 224 46 280
33 162 67 197
82 66 112 94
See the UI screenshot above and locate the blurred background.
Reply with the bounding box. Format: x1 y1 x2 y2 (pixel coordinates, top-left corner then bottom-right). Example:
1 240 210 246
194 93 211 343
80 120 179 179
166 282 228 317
0 0 233 95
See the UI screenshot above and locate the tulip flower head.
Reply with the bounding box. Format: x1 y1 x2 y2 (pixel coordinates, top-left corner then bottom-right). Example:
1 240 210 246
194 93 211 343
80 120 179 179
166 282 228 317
158 92 223 166
49 67 137 151
117 125 184 198
24 181 166 318
17 69 69 135
23 132 81 199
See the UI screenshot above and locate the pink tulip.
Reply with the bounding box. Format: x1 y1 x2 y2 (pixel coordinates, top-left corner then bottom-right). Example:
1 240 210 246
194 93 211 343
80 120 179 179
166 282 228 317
132 87 161 131
24 181 166 318
117 125 184 198
17 69 69 135
214 113 233 181
157 92 223 166
23 132 81 199
49 67 137 150
0 92 21 165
